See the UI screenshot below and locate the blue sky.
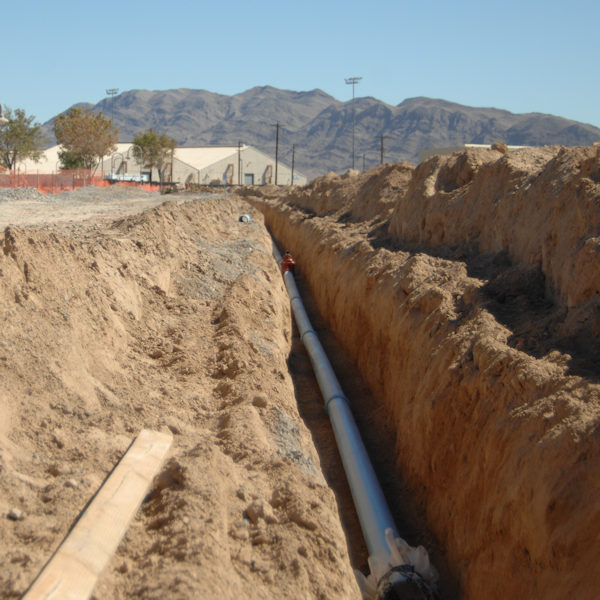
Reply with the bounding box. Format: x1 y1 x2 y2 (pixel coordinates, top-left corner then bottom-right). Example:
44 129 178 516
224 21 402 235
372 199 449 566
3 0 599 128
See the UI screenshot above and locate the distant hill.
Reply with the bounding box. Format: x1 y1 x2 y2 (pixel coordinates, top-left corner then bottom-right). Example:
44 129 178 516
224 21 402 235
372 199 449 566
41 87 600 180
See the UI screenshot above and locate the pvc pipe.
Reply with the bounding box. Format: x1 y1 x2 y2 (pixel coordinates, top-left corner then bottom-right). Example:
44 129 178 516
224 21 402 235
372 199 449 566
272 244 438 599
274 247 398 562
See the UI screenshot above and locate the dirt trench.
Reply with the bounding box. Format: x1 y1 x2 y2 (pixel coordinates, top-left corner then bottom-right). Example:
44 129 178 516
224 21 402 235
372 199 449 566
248 145 600 600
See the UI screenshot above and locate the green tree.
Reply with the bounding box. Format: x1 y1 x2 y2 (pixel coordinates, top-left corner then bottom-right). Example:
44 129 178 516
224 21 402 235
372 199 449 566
132 130 177 185
0 107 45 171
54 108 118 172
57 149 85 170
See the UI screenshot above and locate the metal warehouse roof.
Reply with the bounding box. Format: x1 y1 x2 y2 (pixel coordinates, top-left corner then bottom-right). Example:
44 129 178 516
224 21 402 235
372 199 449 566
175 146 246 170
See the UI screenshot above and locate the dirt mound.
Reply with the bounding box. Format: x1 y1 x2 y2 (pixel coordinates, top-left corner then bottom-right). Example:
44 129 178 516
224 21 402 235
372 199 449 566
249 143 600 599
389 145 600 369
248 162 415 223
0 194 360 598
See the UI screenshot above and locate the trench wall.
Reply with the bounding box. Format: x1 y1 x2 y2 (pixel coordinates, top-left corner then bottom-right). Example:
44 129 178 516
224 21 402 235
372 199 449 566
252 197 600 600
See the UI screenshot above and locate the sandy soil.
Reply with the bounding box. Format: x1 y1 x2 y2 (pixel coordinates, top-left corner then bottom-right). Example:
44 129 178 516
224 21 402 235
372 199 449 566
0 186 361 599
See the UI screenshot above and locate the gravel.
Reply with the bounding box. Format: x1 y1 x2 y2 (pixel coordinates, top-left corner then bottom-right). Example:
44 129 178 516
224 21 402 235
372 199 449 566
0 188 48 202
53 185 161 203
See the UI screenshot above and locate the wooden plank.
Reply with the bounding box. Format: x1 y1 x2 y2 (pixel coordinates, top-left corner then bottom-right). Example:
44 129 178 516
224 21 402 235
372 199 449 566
23 429 173 600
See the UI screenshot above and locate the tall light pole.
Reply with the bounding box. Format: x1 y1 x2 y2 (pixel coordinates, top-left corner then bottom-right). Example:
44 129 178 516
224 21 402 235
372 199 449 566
106 88 118 124
345 76 362 170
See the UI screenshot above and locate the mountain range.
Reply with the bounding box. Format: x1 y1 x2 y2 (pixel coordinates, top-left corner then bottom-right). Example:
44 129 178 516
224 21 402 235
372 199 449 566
41 87 600 180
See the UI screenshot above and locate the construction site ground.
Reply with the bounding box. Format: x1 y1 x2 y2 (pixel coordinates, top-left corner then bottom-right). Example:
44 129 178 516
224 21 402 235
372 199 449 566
3 142 600 600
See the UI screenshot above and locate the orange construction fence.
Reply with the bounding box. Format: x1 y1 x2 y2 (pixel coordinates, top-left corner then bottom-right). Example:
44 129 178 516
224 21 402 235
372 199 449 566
0 170 161 194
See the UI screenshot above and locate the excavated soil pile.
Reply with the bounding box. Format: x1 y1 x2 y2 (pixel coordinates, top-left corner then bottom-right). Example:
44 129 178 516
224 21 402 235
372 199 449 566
0 188 360 599
248 144 600 600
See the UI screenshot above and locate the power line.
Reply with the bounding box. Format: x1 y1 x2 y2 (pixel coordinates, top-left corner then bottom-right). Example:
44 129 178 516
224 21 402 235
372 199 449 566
379 135 389 165
272 122 280 185
291 144 295 186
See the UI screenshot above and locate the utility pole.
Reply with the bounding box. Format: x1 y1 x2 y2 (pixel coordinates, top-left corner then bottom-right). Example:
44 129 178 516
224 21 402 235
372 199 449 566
291 144 295 186
362 153 366 172
379 135 389 165
106 88 118 124
272 122 280 185
345 76 362 170
238 141 243 185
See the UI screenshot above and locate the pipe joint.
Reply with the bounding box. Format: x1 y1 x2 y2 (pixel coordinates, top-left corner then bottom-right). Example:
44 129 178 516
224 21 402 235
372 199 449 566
324 393 349 413
300 328 318 344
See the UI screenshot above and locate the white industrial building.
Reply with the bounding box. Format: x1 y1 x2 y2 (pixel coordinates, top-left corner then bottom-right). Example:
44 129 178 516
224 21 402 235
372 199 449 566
17 143 306 187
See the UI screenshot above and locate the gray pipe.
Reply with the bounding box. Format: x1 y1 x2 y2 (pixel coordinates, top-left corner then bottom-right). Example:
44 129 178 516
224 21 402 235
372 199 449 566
274 246 399 563
271 243 439 599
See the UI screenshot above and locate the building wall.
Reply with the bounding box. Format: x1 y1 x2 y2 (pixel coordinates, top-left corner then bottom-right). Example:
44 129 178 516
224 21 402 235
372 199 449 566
173 146 307 187
39 144 307 187
241 146 306 186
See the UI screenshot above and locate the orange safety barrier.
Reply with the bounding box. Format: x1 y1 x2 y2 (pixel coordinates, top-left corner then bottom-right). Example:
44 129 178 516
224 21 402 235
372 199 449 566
0 170 161 194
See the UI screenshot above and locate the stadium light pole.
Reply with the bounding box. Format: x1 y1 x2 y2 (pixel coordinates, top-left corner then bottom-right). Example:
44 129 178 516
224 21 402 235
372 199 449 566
345 76 362 170
106 88 119 123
